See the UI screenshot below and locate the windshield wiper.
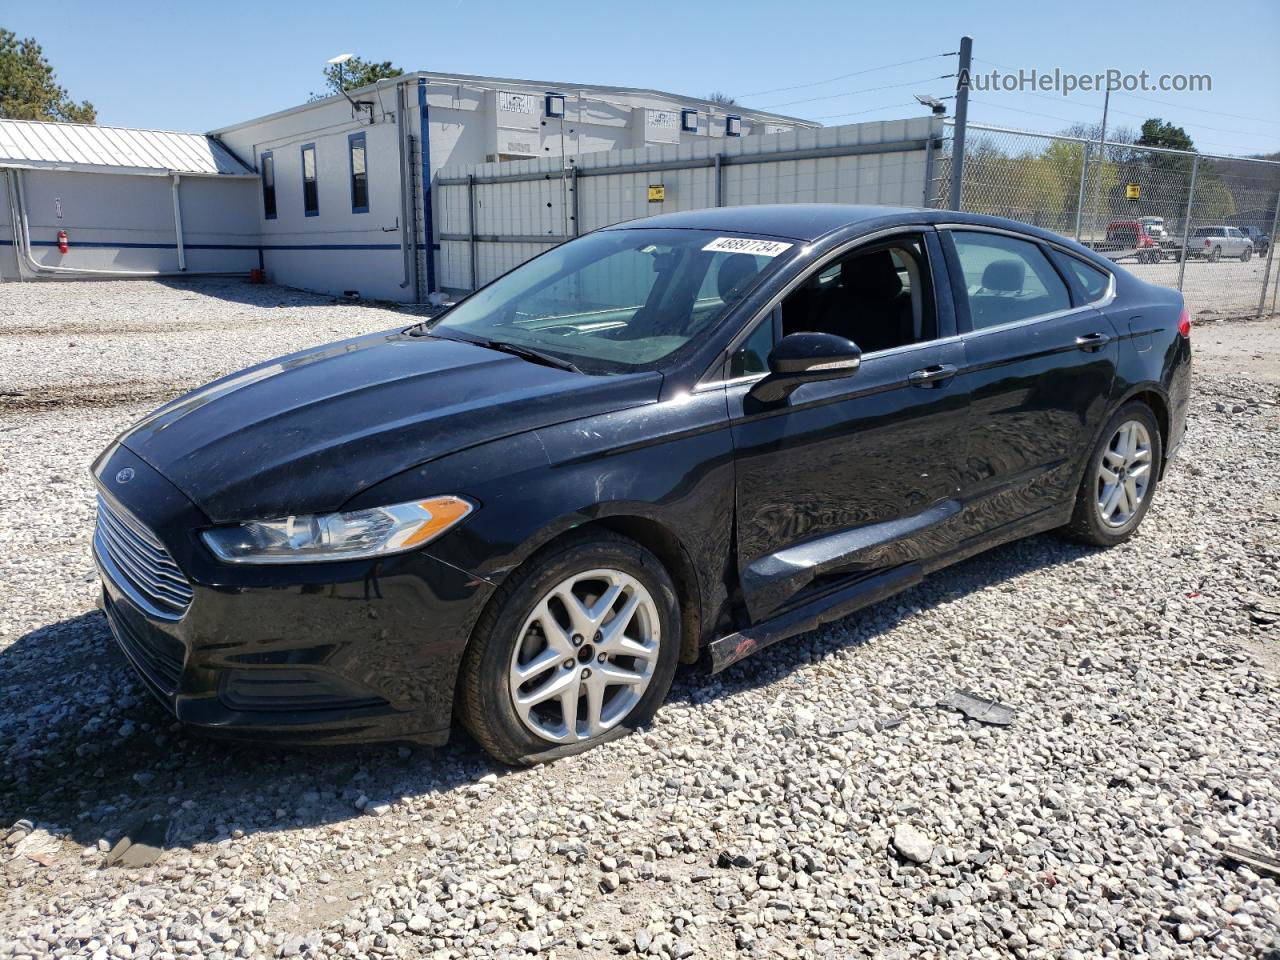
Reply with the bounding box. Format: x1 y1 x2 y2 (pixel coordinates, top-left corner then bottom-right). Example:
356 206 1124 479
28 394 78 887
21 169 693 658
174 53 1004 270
417 331 582 374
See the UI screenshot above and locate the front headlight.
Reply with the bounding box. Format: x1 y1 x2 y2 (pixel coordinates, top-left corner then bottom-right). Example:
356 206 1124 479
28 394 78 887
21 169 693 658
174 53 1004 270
200 496 474 564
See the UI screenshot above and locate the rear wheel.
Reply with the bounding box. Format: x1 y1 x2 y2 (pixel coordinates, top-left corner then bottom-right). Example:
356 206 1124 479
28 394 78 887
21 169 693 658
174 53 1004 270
456 530 680 765
1208 245 1222 262
1064 403 1162 547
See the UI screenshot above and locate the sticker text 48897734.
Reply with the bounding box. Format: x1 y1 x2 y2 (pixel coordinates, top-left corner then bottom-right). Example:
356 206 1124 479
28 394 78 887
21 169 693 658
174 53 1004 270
702 237 794 257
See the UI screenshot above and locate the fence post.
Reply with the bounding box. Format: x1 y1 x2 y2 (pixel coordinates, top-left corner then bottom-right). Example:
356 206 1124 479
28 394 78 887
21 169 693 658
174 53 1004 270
1176 155 1199 292
947 35 972 211
1258 189 1280 317
570 164 579 237
713 153 723 207
467 173 477 292
1073 141 1090 242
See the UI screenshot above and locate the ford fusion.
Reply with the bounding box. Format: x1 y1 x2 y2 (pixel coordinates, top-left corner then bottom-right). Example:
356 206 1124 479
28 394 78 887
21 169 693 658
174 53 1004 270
92 205 1190 764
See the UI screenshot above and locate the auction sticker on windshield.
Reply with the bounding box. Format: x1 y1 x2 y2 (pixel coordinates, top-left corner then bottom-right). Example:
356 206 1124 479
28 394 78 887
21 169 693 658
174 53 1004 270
702 237 794 256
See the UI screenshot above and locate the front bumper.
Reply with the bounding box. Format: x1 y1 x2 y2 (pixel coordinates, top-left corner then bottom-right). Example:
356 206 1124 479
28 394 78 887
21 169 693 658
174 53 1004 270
91 445 496 746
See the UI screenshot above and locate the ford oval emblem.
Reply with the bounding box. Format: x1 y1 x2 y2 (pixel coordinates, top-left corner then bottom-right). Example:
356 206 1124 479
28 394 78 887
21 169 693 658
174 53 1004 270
115 468 135 484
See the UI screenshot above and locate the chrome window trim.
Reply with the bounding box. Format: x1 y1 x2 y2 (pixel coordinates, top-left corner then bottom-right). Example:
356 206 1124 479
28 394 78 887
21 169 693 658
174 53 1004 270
697 225 933 389
938 223 1117 322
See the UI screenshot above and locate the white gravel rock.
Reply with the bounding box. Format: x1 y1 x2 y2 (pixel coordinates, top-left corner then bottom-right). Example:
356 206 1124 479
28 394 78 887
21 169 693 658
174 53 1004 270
0 283 1277 959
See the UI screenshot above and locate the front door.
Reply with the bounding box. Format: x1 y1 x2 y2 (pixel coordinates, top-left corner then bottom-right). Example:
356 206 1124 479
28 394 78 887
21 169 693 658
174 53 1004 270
726 231 970 623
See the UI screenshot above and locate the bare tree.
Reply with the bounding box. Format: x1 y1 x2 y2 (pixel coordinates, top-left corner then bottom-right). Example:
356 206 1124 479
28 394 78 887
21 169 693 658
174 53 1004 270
707 91 737 106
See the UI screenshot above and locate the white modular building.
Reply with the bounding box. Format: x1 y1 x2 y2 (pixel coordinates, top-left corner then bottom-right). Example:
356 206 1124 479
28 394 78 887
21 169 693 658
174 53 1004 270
210 72 818 301
0 118 260 279
4 73 931 303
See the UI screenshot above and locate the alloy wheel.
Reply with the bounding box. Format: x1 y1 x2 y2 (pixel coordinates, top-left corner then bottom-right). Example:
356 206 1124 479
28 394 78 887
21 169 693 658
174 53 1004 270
1096 420 1153 528
508 568 661 743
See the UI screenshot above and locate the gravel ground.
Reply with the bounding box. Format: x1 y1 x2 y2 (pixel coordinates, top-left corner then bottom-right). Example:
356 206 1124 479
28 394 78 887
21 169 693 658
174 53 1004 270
1121 255 1280 322
1 279 1278 960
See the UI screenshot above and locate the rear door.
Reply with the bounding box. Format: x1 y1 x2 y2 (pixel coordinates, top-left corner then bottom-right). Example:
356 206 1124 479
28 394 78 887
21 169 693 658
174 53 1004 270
941 227 1119 538
723 229 970 623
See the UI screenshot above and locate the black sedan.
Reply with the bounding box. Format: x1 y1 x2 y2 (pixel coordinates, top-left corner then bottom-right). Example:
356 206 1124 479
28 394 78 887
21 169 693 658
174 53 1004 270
91 205 1191 764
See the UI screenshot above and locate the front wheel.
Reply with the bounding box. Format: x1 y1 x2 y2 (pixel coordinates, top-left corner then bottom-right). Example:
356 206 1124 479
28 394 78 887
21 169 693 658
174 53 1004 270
1063 403 1163 547
456 530 680 765
1241 247 1252 262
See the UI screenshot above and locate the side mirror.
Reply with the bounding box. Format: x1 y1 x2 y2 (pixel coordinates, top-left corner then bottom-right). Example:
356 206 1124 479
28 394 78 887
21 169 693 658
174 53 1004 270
748 332 862 403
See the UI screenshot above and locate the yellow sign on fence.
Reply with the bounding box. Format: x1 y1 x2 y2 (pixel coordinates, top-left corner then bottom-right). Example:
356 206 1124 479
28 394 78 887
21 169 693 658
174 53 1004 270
1125 183 1141 201
648 184 666 203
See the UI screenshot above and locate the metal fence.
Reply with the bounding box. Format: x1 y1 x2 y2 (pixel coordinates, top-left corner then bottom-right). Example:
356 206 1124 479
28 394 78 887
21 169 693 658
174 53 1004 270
933 121 1280 319
435 116 943 292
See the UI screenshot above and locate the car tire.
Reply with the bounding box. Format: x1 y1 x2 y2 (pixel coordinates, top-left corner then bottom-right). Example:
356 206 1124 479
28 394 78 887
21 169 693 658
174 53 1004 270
1241 247 1252 262
1063 402 1163 548
1208 245 1221 262
456 529 681 766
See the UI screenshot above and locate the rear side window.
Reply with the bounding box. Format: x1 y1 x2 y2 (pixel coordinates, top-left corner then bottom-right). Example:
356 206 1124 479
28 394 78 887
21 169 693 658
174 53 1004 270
950 231 1071 330
301 143 319 217
260 151 276 219
1052 251 1111 303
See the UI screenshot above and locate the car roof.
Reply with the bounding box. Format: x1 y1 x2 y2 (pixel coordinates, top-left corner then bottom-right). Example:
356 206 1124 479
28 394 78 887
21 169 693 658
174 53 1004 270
602 203 923 242
598 203 1120 263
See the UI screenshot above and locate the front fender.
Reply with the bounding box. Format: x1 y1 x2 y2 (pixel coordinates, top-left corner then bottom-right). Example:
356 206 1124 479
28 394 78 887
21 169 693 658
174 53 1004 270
345 389 739 644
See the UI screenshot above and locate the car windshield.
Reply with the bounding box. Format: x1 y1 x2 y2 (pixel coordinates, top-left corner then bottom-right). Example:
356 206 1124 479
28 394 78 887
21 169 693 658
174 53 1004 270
425 228 795 374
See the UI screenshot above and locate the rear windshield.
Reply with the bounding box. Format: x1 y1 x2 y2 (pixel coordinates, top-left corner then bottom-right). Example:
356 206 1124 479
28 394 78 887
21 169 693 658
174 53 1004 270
427 228 795 374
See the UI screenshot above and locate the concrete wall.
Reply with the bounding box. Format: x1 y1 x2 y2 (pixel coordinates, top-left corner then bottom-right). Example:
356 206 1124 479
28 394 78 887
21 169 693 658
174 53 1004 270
0 169 258 278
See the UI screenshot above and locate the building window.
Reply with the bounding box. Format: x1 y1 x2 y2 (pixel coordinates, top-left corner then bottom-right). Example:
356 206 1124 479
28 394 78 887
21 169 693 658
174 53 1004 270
348 133 368 214
301 143 318 217
725 115 742 137
545 93 565 118
260 151 276 219
681 109 698 133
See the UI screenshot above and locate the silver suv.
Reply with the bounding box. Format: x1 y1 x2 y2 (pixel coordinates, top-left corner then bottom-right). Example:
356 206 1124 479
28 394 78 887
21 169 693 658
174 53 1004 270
1193 225 1254 262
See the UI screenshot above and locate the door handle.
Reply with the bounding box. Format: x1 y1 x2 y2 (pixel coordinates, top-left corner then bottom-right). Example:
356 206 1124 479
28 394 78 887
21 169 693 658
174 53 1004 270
908 363 958 387
1076 332 1111 351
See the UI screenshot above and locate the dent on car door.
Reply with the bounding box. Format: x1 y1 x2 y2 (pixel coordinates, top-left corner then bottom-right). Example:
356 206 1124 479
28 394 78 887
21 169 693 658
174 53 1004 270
724 231 970 624
943 228 1119 535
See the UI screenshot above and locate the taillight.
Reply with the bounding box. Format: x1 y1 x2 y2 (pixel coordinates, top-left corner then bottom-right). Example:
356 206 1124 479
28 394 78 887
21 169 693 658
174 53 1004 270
1177 306 1191 338
1204 238 1211 247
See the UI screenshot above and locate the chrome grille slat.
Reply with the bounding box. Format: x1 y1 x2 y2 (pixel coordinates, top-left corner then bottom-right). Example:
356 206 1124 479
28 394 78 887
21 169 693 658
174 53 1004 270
95 495 193 617
97 509 191 590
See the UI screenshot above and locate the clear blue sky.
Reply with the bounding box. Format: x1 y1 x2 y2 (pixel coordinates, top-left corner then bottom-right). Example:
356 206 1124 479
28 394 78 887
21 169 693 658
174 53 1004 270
10 0 1280 156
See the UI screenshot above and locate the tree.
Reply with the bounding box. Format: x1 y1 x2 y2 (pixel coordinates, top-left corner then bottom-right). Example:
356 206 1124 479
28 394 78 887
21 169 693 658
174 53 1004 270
308 57 404 102
707 91 737 106
1137 118 1193 152
0 29 95 123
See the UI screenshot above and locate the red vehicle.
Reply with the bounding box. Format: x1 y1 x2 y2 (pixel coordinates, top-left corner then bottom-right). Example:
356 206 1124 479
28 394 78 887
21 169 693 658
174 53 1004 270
1104 220 1162 263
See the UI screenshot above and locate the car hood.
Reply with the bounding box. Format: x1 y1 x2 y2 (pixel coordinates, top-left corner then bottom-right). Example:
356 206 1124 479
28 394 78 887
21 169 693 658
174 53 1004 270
117 329 661 523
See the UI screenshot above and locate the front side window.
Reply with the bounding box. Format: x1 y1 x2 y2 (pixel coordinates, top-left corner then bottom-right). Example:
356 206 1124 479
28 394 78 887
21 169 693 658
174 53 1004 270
349 133 368 214
779 235 934 354
301 143 318 217
428 229 793 374
261 151 276 219
730 314 775 379
950 231 1071 330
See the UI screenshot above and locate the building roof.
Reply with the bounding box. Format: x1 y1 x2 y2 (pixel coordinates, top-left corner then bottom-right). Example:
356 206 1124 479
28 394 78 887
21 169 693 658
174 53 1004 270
0 118 255 177
210 70 818 135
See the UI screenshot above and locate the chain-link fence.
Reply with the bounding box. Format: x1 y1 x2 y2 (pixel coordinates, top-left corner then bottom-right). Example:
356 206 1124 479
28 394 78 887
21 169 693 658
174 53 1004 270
931 122 1280 319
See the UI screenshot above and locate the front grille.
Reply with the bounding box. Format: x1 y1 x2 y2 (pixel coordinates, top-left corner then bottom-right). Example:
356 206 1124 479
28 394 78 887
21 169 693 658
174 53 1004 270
103 592 184 697
94 494 193 619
